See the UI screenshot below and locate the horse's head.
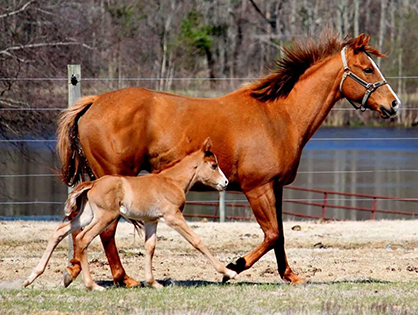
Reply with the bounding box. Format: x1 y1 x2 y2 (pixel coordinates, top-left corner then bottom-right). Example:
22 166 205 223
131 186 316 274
339 34 401 119
195 137 228 191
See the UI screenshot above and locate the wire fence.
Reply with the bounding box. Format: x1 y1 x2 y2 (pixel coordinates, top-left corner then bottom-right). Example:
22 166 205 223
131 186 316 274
1 75 417 220
1 75 418 81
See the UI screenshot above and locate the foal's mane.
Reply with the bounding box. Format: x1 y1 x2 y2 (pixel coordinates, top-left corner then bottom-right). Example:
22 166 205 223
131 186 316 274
152 150 214 175
248 33 382 102
152 157 185 175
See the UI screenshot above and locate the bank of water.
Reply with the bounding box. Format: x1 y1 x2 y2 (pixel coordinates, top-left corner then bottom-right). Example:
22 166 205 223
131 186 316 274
1 127 417 221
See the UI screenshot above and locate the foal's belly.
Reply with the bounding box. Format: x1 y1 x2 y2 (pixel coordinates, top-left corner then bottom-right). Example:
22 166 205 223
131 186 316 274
119 205 163 221
119 204 163 221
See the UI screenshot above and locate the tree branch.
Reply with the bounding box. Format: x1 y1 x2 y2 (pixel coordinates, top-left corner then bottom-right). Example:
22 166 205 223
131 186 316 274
248 0 276 30
0 41 94 56
0 1 35 19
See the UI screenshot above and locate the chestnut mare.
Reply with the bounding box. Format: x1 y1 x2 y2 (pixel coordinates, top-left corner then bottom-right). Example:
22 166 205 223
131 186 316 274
24 138 236 290
57 33 400 287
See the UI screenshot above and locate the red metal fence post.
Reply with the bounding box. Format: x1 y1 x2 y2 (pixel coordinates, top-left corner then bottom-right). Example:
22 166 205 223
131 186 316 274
371 197 377 220
321 192 328 219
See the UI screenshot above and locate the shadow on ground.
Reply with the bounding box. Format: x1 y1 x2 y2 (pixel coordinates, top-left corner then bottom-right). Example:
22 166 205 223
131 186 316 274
95 277 391 289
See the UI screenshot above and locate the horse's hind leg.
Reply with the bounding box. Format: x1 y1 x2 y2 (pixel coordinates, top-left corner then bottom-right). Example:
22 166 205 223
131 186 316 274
164 210 237 280
23 211 91 287
144 221 162 288
273 185 304 283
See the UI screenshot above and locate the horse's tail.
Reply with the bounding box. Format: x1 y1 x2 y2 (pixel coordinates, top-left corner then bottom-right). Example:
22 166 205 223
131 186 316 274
64 181 94 218
57 95 97 186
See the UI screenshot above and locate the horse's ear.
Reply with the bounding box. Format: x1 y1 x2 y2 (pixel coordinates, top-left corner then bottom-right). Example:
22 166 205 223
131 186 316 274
202 137 212 152
353 33 370 54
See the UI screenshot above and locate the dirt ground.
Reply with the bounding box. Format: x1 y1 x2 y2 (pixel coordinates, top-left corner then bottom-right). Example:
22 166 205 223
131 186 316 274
1 219 417 289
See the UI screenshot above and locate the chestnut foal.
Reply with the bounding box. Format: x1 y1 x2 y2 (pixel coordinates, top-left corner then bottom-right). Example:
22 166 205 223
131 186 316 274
24 138 236 290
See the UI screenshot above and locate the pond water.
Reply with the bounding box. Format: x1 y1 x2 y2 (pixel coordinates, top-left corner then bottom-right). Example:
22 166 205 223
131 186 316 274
1 127 417 221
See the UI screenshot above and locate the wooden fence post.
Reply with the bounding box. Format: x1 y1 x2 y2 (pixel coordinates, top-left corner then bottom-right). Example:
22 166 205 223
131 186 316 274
219 191 226 222
67 65 81 261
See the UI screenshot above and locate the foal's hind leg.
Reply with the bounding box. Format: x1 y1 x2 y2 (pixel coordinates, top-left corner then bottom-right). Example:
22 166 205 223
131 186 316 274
164 210 237 280
76 208 119 291
144 221 163 288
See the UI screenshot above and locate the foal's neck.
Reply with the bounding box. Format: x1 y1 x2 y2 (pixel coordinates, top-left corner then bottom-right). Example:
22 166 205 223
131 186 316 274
281 54 344 147
158 154 199 192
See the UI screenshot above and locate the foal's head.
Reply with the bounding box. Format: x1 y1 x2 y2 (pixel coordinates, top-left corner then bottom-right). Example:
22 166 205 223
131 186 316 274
195 138 228 191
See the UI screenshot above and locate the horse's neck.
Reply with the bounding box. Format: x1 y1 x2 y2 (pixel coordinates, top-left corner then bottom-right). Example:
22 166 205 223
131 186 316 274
281 54 344 146
158 154 198 192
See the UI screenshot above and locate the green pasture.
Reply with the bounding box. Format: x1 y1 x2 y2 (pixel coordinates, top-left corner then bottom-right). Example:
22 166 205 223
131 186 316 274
1 280 417 314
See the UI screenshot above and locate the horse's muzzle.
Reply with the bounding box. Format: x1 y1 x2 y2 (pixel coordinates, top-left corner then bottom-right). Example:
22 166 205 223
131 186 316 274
379 104 398 119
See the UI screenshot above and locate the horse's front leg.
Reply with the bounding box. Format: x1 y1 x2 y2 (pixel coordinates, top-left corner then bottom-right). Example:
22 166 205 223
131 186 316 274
273 185 304 284
223 182 302 283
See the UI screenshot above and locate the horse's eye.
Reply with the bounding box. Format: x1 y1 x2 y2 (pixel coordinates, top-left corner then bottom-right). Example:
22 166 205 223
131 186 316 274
363 67 373 74
211 164 217 170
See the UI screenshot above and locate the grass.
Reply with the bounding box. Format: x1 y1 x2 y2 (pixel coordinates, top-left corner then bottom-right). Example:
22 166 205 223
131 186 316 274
1 280 418 314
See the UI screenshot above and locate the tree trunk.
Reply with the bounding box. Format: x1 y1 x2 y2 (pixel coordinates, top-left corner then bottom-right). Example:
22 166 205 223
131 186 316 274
353 0 359 36
377 0 387 67
205 47 216 89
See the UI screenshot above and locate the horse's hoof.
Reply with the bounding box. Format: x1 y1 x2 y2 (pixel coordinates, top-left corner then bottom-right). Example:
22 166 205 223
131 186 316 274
122 276 141 288
63 268 74 288
285 273 305 284
22 279 30 288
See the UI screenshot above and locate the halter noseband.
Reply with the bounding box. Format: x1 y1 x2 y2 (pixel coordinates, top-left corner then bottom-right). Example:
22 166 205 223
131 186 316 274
339 46 387 111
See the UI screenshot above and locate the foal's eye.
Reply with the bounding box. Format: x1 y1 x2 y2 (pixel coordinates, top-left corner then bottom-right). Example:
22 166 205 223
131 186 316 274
363 67 373 74
211 164 218 170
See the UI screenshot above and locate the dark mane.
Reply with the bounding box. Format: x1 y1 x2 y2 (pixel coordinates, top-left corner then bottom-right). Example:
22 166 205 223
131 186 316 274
248 33 381 102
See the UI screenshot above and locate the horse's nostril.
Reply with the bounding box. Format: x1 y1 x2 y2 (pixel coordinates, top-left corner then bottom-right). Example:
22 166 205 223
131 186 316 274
391 100 398 108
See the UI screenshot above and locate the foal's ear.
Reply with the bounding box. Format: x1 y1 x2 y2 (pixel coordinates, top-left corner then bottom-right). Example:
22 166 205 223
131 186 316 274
353 33 370 54
202 137 212 152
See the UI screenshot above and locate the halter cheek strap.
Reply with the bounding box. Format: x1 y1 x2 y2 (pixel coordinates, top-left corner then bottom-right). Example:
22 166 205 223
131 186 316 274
339 46 387 111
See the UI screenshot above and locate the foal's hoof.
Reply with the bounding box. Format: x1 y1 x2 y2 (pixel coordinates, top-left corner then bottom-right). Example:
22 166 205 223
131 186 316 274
222 269 238 283
148 281 163 289
223 257 246 283
222 270 237 284
63 268 74 288
92 284 106 291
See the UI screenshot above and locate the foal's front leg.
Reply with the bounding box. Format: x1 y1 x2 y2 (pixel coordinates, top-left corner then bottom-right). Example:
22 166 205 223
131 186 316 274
164 210 237 280
144 221 163 288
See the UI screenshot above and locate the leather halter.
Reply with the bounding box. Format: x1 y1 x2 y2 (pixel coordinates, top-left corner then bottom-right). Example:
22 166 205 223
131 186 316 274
339 46 387 112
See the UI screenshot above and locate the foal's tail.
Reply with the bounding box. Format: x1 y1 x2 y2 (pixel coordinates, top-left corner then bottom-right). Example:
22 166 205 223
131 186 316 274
64 181 94 218
57 95 97 187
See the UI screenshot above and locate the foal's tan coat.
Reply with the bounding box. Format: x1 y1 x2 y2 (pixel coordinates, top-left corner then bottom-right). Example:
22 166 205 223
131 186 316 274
24 139 236 290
